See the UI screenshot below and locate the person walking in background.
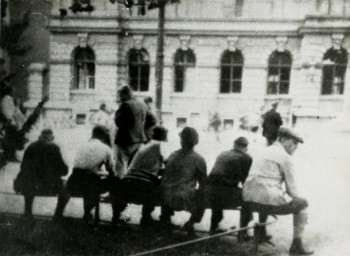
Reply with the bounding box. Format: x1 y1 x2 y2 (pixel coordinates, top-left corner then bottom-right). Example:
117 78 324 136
262 102 283 145
14 129 68 220
242 127 313 255
205 137 253 241
160 127 207 235
114 86 156 177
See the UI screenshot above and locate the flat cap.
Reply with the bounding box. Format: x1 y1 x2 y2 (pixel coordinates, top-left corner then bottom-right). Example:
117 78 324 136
278 127 304 144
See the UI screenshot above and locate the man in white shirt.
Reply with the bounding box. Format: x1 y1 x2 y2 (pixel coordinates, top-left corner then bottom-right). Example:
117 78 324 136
242 127 313 255
54 126 117 223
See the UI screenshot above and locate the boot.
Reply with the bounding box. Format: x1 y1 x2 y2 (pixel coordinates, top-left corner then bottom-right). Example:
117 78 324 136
238 231 253 243
289 238 314 255
254 225 272 243
182 221 195 236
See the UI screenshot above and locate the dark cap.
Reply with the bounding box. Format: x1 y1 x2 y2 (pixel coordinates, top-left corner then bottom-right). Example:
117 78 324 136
234 136 249 147
278 127 304 144
179 127 199 145
152 125 168 142
272 101 279 107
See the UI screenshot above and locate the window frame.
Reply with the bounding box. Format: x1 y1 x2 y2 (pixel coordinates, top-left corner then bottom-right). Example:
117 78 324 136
128 48 150 92
220 49 244 94
173 48 196 93
71 46 95 90
266 50 292 95
321 47 348 95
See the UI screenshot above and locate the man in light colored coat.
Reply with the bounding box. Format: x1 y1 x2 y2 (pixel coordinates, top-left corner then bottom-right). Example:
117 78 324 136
242 127 313 255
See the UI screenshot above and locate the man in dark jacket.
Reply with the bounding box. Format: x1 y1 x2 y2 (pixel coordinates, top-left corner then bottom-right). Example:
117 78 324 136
114 86 156 177
14 129 68 219
205 137 253 241
262 102 283 145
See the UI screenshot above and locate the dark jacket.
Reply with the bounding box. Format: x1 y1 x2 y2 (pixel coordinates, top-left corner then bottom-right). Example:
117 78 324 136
14 140 68 196
207 149 252 187
114 98 156 147
262 109 283 138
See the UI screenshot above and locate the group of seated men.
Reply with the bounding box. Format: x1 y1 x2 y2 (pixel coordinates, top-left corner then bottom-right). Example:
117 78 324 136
14 123 312 255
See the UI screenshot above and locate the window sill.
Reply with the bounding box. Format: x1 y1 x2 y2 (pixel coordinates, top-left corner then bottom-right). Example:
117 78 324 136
320 95 344 100
133 91 152 97
264 94 292 99
217 93 243 99
170 92 197 98
70 89 95 95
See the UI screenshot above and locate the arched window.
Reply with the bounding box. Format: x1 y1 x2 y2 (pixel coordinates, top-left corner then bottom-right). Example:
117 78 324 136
220 50 244 93
321 47 348 95
174 48 196 92
128 48 150 92
72 46 95 90
267 50 292 95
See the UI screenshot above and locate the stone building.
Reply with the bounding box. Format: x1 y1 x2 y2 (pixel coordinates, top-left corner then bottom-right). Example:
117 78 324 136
25 0 350 129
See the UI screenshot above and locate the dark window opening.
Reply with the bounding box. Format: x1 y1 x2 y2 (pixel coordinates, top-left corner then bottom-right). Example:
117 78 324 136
76 114 86 125
224 119 234 130
174 49 196 92
176 117 187 128
72 46 95 90
267 50 292 95
128 48 150 92
321 47 348 95
220 50 243 93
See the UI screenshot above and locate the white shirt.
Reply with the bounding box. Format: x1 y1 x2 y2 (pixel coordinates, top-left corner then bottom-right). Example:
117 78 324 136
73 138 115 176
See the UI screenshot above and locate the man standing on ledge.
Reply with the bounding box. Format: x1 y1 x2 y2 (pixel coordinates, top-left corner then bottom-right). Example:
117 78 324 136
262 102 283 145
242 127 313 255
114 86 156 177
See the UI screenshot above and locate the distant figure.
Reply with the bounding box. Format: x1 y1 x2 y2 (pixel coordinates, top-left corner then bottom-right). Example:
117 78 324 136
14 129 68 220
160 127 207 235
243 127 313 255
205 137 253 241
91 103 113 129
112 125 169 227
55 126 116 223
262 102 283 145
209 112 222 141
114 86 156 177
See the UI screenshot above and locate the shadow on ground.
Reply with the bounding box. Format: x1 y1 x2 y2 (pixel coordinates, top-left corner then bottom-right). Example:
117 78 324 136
0 214 267 256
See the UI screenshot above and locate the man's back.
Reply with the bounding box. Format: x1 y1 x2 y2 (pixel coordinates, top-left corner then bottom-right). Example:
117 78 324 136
128 141 162 174
209 149 252 187
115 98 155 146
161 149 206 189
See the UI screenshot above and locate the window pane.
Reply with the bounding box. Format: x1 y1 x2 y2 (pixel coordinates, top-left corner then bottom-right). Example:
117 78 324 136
140 64 150 91
232 80 241 93
280 67 290 82
267 82 278 94
280 81 289 94
220 65 231 93
175 65 184 92
129 64 139 91
322 66 333 95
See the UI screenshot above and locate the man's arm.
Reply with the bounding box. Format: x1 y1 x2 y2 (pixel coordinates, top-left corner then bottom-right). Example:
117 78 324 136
283 158 299 198
51 145 69 177
115 103 132 128
241 155 253 184
197 157 207 186
145 110 157 129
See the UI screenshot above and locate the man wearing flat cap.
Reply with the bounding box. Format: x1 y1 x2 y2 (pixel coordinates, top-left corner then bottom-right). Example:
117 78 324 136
160 127 207 234
242 127 313 255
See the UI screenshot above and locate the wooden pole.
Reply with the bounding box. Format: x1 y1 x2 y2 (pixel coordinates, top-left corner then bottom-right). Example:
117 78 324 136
155 2 165 123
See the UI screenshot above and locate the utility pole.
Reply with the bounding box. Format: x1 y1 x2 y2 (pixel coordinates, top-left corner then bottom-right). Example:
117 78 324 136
155 2 165 122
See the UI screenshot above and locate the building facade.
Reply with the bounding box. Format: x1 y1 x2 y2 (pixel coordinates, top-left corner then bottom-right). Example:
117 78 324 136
25 0 350 129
